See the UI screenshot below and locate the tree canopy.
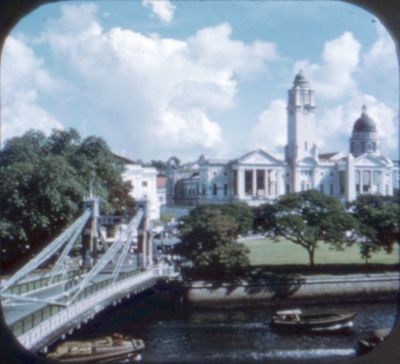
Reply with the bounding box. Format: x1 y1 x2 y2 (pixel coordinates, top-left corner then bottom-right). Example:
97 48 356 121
256 190 357 266
0 129 135 271
174 205 250 279
349 194 400 262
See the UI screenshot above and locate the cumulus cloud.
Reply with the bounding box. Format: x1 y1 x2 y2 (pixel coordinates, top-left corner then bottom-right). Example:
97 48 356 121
253 28 397 160
142 0 175 24
317 95 397 156
34 3 277 159
249 99 286 156
1 36 64 144
294 32 361 100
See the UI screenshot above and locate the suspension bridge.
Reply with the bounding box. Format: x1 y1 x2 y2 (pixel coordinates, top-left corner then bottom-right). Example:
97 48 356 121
0 195 178 353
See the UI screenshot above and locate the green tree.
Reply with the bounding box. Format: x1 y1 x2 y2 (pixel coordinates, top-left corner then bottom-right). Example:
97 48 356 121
259 190 357 266
0 129 135 271
350 195 400 263
217 203 255 236
174 205 250 279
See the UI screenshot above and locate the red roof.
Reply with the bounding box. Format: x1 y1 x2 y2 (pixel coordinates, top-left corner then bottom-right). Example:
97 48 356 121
157 176 167 188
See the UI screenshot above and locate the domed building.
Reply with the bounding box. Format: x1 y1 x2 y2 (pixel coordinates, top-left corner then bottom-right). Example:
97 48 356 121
350 105 380 157
167 72 399 206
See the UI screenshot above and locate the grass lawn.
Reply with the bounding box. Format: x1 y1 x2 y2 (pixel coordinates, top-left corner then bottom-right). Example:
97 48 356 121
242 238 400 266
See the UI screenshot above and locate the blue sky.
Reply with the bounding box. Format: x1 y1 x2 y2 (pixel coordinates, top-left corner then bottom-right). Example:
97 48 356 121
1 0 398 161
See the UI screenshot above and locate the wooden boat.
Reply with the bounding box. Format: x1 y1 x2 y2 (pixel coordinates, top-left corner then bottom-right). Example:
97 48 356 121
357 328 391 355
47 333 145 363
270 309 356 334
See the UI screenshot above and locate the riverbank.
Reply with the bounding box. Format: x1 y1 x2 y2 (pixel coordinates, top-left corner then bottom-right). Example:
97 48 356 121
184 272 400 306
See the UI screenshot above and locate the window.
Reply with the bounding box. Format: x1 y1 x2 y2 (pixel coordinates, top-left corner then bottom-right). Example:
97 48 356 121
213 183 217 196
330 184 334 195
320 184 324 193
224 184 228 196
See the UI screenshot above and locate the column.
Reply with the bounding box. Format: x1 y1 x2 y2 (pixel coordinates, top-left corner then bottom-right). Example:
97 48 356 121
264 169 269 196
147 233 153 267
252 169 257 197
238 168 245 199
369 169 373 193
276 169 282 196
235 169 240 197
379 170 385 195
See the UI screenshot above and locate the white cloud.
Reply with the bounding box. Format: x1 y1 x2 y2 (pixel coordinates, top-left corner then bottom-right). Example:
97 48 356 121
142 0 175 24
1 36 64 144
34 4 277 159
317 95 397 156
2 91 63 141
294 32 361 100
154 107 222 149
188 23 278 80
249 99 287 156
289 29 398 159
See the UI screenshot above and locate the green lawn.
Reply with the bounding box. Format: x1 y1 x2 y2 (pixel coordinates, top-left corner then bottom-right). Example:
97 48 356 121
242 238 400 266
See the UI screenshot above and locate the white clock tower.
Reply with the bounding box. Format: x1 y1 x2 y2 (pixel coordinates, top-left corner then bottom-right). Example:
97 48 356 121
285 70 317 164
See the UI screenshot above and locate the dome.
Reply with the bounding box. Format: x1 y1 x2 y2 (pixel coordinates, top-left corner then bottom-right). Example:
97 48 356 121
293 70 309 86
353 105 377 133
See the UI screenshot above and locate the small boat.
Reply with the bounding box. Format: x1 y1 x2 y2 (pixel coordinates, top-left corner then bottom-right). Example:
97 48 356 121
357 328 391 355
270 309 356 334
47 333 145 363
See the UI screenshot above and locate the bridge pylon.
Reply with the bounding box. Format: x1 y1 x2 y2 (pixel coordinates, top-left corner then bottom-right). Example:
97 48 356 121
82 195 100 268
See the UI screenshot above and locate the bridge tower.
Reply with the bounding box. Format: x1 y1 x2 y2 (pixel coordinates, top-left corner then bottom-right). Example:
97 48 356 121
82 194 100 268
137 200 153 269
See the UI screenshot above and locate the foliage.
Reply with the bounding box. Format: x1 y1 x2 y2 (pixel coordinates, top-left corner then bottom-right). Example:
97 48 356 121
257 190 357 266
0 129 135 271
216 203 255 236
174 205 250 278
349 194 400 263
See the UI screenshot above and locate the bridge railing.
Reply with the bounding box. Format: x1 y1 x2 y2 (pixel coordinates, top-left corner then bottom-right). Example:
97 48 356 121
17 268 158 350
10 264 176 350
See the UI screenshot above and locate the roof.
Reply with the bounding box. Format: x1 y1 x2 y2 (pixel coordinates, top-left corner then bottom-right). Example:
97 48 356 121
276 309 302 316
353 105 377 133
318 152 338 160
156 176 167 188
293 70 309 87
113 153 136 165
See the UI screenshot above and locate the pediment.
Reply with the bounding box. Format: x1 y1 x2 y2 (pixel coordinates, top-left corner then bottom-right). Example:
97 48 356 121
354 154 393 168
237 149 283 166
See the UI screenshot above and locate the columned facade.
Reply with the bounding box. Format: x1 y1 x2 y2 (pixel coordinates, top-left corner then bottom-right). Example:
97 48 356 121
166 72 399 207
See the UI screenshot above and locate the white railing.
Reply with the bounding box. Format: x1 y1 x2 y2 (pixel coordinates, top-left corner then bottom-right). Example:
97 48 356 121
17 264 176 350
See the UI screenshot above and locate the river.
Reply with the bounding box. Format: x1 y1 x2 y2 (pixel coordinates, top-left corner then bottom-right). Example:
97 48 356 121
67 290 398 364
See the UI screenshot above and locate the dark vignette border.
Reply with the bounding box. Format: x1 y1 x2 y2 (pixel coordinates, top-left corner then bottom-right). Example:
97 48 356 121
0 1 398 364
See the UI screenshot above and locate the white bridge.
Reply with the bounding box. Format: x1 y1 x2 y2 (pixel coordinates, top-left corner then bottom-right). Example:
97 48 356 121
1 196 178 352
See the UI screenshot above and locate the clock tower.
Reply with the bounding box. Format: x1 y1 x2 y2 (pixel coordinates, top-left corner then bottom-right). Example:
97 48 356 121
285 70 317 164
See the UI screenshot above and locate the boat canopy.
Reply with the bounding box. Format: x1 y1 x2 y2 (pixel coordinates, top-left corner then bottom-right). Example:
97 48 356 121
276 309 302 316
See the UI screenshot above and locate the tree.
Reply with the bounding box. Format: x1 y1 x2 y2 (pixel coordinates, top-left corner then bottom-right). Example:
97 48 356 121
174 205 250 279
258 190 357 266
195 203 255 236
0 129 135 271
350 195 400 263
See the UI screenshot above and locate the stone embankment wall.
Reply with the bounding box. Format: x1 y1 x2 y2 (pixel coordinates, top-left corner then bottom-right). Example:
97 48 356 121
185 273 400 305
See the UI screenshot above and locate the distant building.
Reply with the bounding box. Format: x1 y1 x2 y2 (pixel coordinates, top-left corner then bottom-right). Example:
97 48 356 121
157 176 167 207
167 71 399 206
116 155 160 220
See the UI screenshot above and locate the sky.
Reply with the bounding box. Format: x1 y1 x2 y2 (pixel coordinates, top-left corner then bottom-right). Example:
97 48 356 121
1 0 399 162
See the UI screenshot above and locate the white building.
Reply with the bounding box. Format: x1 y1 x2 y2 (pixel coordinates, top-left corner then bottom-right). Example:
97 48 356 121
167 71 399 206
121 160 160 221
